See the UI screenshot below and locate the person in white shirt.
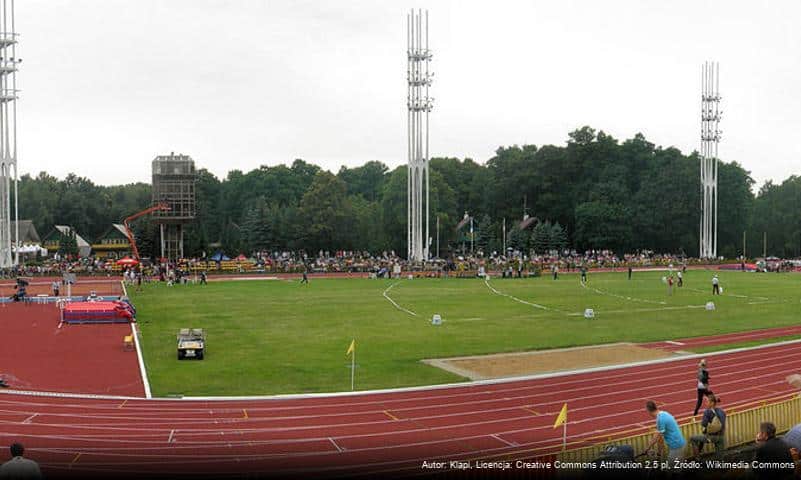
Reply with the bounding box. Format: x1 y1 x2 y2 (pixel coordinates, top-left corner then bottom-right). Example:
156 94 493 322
712 275 720 295
0 443 42 479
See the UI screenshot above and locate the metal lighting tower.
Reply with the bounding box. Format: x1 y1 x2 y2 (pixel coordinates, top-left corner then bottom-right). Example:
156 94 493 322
700 61 721 259
0 0 18 269
407 9 433 262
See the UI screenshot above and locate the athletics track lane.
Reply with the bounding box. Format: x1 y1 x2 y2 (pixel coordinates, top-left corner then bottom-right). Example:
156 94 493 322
1 339 800 478
0 303 143 396
640 324 801 351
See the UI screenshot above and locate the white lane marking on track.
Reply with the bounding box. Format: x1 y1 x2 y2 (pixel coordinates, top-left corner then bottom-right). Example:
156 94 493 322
21 413 37 424
665 341 685 346
167 429 175 443
382 282 417 317
491 434 518 447
131 322 152 399
329 437 344 452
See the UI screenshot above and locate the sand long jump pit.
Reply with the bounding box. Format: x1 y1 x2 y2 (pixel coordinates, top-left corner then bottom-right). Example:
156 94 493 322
423 343 682 380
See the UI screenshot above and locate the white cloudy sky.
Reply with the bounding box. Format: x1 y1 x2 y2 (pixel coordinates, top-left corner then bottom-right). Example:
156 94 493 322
16 0 801 187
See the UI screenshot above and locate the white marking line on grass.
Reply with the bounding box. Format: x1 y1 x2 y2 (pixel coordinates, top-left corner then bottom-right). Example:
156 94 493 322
566 304 707 316
686 287 769 301
483 278 559 312
580 280 666 305
382 282 417 317
329 437 344 452
131 323 152 399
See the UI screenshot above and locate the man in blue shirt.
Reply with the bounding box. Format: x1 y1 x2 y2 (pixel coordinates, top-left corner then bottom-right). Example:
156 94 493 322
645 400 686 466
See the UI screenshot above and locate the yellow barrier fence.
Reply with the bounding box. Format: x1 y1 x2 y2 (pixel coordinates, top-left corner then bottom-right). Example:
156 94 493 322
557 393 801 463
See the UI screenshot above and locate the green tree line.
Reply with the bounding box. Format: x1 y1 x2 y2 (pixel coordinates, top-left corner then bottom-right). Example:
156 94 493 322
16 127 798 259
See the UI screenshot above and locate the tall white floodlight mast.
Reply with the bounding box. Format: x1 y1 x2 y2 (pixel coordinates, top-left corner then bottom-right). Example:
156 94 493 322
700 62 721 259
407 9 433 262
0 0 18 269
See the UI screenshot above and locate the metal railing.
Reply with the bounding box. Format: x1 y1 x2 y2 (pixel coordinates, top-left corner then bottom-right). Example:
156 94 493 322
557 393 801 464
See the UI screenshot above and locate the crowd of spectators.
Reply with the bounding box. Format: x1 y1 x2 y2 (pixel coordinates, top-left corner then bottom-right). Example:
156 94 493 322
2 248 801 280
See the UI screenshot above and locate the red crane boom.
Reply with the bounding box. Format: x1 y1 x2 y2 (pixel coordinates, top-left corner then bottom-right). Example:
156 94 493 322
123 203 170 260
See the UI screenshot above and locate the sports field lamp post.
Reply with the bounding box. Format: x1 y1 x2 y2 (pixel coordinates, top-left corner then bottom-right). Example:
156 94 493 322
407 9 433 263
700 61 721 259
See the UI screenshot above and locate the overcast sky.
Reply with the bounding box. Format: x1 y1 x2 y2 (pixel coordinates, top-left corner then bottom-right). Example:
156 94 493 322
16 0 801 187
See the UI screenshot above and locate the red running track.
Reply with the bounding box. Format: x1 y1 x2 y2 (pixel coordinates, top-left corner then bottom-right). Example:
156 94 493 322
1 338 801 478
640 324 801 351
0 303 143 396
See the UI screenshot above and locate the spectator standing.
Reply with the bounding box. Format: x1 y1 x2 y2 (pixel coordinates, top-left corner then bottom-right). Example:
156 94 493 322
0 442 42 479
694 359 712 416
644 400 686 466
690 394 725 457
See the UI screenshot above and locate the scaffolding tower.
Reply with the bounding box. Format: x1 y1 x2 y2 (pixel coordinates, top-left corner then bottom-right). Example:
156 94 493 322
152 153 197 260
0 0 18 269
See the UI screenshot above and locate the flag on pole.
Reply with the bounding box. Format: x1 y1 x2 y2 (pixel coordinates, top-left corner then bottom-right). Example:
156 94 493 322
347 339 356 391
553 403 568 429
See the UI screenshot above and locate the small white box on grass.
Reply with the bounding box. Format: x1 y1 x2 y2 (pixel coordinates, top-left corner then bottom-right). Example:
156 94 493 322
432 314 442 325
705 302 716 311
407 274 414 280
584 308 595 319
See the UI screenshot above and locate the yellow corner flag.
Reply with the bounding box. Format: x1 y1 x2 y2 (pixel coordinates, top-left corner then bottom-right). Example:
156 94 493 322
553 403 568 429
346 339 355 356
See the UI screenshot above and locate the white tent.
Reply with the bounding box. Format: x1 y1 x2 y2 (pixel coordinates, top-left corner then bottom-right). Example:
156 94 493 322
13 243 47 255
